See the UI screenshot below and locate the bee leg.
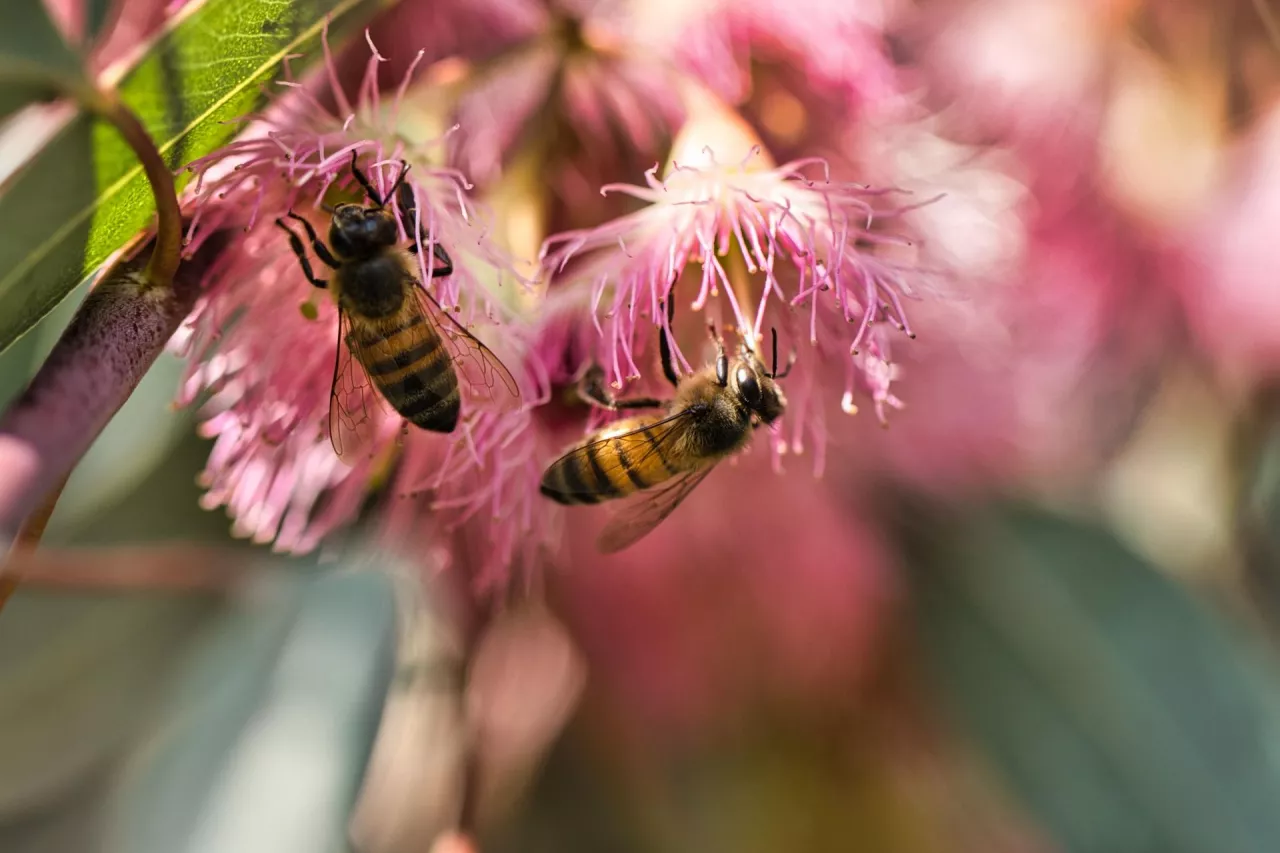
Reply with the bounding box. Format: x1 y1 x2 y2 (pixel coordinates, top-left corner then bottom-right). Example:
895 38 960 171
574 364 612 408
576 365 666 411
428 241 454 277
609 397 668 410
659 297 679 388
395 183 455 277
386 159 411 205
702 319 729 386
407 235 454 280
284 212 338 268
275 218 329 288
349 150 383 206
394 181 418 236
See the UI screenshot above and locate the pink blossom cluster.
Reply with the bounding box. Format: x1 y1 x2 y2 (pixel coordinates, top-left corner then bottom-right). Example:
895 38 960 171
172 33 550 589
174 0 949 595
166 0 1277 674
90 0 1280 743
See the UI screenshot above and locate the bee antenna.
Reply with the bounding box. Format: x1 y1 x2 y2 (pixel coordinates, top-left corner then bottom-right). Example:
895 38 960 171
707 318 722 347
707 320 728 386
770 327 796 380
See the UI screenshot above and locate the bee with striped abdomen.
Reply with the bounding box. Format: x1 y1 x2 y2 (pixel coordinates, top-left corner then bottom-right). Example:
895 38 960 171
540 303 793 553
276 153 520 460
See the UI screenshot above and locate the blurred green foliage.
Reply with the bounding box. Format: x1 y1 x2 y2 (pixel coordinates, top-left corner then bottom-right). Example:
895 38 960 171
908 502 1280 853
0 0 86 122
106 570 397 853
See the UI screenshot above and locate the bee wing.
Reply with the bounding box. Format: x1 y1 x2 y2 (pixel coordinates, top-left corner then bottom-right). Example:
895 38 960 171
328 307 389 463
596 463 717 554
541 408 713 551
540 409 695 504
413 286 522 414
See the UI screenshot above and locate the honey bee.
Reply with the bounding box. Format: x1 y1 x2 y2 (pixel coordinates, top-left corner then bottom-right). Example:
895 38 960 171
540 304 793 553
275 153 520 460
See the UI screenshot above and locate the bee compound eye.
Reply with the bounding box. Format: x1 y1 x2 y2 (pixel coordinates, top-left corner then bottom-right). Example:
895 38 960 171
736 367 761 406
329 226 352 256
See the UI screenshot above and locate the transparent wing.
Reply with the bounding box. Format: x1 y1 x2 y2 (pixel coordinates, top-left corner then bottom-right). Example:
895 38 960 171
413 287 521 413
328 308 388 463
540 409 695 504
597 464 717 554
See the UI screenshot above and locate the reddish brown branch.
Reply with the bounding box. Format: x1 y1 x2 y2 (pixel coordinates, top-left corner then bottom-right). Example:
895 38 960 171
12 544 251 593
0 230 228 558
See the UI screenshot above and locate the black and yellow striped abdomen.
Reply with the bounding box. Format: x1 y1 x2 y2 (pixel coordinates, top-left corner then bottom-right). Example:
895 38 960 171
347 310 461 433
540 415 694 505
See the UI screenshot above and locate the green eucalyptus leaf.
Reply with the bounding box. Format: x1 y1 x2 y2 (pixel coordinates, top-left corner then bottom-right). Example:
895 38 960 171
0 0 87 121
106 569 398 853
0 0 378 354
906 502 1280 853
0 278 81 411
0 591 220 823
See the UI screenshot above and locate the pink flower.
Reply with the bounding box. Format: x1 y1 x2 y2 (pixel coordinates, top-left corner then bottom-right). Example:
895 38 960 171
43 0 192 74
1178 103 1280 379
539 98 935 471
397 0 692 188
860 211 1175 494
671 0 900 115
378 406 561 593
787 9 1184 498
551 460 894 739
324 0 546 105
379 297 631 591
413 0 903 198
820 115 1181 495
172 33 552 589
903 0 1115 170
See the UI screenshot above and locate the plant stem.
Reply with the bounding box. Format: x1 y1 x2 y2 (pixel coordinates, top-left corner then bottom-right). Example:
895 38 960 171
0 474 69 610
83 88 183 289
0 229 228 557
15 544 250 593
0 87 186 590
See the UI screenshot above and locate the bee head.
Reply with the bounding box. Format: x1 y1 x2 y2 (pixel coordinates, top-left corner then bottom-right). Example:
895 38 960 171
730 352 786 424
720 328 792 424
329 203 399 257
